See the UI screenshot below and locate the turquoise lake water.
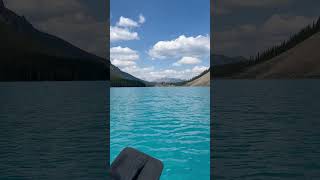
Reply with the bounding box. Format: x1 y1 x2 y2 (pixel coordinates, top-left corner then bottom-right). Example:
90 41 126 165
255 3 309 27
110 87 210 180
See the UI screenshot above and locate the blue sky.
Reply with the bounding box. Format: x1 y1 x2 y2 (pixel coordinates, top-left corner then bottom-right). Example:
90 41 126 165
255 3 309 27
5 0 319 77
110 0 210 81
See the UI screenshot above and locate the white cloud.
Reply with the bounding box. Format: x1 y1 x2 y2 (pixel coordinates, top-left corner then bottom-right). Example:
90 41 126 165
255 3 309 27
121 65 154 79
173 56 201 66
116 16 139 28
149 69 181 80
110 46 139 67
110 26 139 42
139 14 146 24
214 14 317 57
149 35 210 59
112 60 136 67
148 66 209 81
122 66 154 73
119 65 209 81
110 46 139 61
192 66 209 74
110 15 145 42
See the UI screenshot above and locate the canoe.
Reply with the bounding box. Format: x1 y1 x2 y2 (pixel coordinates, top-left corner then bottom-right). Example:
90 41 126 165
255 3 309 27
110 147 163 180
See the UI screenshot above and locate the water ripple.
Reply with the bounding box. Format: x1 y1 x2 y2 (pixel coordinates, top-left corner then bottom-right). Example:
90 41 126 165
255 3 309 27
212 80 320 179
111 87 210 180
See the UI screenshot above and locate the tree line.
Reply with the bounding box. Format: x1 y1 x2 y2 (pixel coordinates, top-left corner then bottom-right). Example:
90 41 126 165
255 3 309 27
111 79 146 87
0 53 109 81
214 16 320 77
249 16 320 64
172 68 210 86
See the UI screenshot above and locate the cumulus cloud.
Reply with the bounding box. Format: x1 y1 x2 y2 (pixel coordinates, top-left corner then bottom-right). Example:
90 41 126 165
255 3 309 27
262 15 315 34
214 14 317 57
110 26 139 42
192 66 209 74
224 0 291 7
121 65 155 80
110 46 139 67
117 16 139 28
120 65 209 81
214 0 292 15
37 12 107 56
110 46 139 61
149 69 186 80
148 35 210 60
148 66 209 81
112 60 136 67
139 14 146 24
4 0 85 21
173 56 201 66
110 15 145 42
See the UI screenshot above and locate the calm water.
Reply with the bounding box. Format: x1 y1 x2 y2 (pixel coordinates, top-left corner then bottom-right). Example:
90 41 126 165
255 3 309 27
212 80 320 179
0 82 109 180
111 87 210 180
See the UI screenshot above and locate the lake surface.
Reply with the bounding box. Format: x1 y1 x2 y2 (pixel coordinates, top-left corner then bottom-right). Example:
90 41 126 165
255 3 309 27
0 82 109 180
111 87 210 180
212 80 320 179
3 80 316 179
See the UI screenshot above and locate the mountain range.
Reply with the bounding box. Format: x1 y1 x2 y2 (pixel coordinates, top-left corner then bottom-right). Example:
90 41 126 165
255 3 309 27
214 17 320 79
235 31 320 79
186 70 210 86
174 55 245 86
3 1 318 83
212 54 246 66
0 0 110 81
0 0 144 83
183 21 320 84
0 1 211 86
153 77 184 83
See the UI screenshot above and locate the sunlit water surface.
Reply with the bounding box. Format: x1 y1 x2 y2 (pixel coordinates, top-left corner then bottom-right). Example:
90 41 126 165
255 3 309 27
111 87 210 180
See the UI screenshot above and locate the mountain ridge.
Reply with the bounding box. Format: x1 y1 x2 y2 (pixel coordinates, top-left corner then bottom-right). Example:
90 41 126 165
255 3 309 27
186 71 210 86
236 32 320 79
0 1 145 82
213 17 320 79
153 77 184 83
0 1 110 81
